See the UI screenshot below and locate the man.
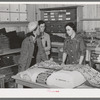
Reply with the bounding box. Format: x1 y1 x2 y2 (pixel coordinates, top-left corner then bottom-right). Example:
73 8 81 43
38 20 51 59
18 21 39 72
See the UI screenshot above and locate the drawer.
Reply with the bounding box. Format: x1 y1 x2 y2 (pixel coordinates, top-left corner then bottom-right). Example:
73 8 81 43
0 13 10 21
19 4 27 12
10 4 19 12
10 13 19 21
19 13 27 21
0 4 9 11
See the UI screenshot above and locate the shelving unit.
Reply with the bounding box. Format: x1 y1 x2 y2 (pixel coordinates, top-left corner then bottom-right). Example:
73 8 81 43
0 49 21 85
0 4 28 88
0 4 28 33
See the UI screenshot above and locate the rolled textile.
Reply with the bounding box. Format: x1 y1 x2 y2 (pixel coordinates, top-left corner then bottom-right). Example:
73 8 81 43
47 70 86 88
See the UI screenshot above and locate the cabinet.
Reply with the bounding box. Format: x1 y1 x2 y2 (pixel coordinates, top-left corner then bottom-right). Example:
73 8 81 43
40 6 83 34
0 4 28 34
0 4 28 22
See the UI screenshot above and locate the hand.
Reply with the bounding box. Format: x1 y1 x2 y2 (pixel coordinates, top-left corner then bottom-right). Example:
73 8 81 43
61 62 65 66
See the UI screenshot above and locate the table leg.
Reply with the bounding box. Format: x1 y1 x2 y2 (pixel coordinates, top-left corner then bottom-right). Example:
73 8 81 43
17 84 23 88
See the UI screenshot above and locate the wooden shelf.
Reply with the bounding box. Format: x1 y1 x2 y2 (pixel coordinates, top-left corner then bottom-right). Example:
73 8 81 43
0 48 21 56
0 21 29 27
81 19 100 21
0 64 18 70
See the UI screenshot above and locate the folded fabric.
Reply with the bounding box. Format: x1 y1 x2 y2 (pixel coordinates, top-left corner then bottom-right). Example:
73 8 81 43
47 70 86 88
35 60 62 70
18 67 48 83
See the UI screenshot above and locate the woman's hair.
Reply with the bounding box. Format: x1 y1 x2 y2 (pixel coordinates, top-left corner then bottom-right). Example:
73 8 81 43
65 22 76 32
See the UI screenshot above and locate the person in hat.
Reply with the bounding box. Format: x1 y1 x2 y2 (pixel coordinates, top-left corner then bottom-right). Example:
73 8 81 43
61 22 86 65
18 21 39 72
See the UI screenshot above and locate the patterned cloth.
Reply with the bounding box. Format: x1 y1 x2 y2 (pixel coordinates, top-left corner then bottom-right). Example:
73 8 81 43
62 64 100 88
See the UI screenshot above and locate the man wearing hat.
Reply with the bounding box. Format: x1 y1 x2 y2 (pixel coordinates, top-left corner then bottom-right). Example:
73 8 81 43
18 21 40 72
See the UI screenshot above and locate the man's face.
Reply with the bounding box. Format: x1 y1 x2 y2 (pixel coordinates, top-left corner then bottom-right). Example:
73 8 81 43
39 23 45 33
33 26 40 36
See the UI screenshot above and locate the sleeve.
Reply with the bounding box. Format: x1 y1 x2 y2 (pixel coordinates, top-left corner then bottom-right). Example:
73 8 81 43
18 38 29 69
63 38 68 53
79 37 86 56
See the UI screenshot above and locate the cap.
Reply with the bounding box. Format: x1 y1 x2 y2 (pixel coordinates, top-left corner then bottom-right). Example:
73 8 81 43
28 21 38 32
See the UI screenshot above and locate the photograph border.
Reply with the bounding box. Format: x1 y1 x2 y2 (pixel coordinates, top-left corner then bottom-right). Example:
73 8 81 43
0 1 100 98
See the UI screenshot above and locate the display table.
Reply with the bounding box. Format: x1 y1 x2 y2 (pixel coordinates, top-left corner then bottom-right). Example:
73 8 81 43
12 75 93 89
12 75 54 88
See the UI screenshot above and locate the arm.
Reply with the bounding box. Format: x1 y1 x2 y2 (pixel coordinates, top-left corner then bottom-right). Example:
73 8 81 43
79 37 86 64
61 38 68 65
79 55 84 64
18 38 29 71
62 52 67 64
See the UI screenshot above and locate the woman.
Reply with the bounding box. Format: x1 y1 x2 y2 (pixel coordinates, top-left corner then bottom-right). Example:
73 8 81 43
18 21 39 72
61 22 86 65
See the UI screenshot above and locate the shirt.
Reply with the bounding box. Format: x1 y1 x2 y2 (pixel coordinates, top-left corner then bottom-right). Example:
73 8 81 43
63 34 86 64
41 32 51 56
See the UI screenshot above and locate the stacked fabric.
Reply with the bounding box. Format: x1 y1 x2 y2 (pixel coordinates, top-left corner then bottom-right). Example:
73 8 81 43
34 60 62 70
91 50 100 62
0 55 14 67
18 60 86 88
0 28 26 50
0 28 10 50
6 31 25 49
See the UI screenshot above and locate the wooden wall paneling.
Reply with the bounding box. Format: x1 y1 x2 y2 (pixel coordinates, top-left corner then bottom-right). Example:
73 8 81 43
96 4 100 19
83 5 96 19
83 21 100 32
77 6 83 32
82 4 100 32
35 4 49 20
96 21 100 29
83 5 87 19
27 4 36 21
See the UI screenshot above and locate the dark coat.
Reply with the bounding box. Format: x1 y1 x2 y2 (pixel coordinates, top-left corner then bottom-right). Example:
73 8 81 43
18 36 35 72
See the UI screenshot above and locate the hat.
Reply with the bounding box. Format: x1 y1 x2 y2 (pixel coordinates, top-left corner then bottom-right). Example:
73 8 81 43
28 21 38 32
